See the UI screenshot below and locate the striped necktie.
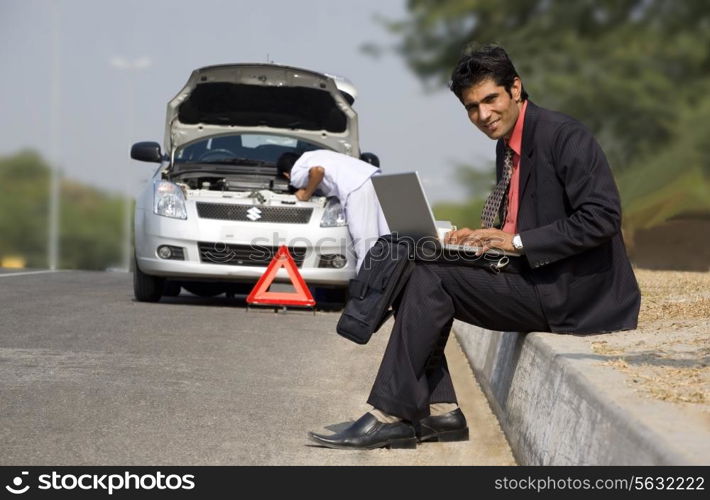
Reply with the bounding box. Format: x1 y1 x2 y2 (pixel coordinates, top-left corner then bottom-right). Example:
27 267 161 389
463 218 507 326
480 146 513 228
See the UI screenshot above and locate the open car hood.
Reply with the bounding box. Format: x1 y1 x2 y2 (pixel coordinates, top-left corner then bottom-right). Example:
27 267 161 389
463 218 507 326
165 64 359 158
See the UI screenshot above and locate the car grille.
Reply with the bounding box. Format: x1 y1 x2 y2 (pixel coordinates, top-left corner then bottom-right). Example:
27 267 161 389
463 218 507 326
198 242 307 267
196 202 313 224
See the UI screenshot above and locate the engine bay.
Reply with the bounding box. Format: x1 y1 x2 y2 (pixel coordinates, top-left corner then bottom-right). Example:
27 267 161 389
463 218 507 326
165 161 293 194
169 171 292 194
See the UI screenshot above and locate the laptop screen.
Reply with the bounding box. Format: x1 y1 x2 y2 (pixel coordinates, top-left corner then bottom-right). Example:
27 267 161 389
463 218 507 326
371 172 440 238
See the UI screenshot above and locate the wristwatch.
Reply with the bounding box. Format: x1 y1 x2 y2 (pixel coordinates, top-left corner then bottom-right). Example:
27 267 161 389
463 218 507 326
512 234 524 252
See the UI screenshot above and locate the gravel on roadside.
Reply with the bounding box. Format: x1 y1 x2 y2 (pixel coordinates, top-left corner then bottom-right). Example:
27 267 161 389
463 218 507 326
587 269 709 408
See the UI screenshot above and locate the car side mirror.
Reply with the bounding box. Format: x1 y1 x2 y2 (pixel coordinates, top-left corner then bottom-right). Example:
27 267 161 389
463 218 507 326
360 152 380 168
131 141 163 163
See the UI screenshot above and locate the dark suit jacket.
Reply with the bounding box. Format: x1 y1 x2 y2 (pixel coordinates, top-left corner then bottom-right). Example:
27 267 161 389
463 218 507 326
501 101 641 333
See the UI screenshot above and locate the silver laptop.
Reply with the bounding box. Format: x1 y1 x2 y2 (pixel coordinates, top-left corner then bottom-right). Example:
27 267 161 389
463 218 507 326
371 172 519 257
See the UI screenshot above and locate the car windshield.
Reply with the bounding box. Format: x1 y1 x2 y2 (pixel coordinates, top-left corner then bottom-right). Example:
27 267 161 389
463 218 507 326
175 133 324 165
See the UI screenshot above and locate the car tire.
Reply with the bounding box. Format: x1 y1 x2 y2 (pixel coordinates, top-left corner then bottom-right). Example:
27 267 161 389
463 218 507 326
133 257 165 302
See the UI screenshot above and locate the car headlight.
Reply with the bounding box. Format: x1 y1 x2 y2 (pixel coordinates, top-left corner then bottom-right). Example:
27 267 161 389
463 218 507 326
153 180 187 219
320 197 347 227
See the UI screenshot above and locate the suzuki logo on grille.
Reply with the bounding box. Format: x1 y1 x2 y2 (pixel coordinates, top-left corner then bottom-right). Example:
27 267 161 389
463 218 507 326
246 207 262 221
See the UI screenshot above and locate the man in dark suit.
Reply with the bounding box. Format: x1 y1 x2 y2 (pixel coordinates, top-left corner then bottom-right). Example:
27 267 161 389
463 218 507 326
309 45 641 450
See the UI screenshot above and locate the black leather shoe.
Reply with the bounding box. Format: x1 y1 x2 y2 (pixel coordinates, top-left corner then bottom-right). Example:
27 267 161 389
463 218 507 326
416 408 469 442
308 413 417 450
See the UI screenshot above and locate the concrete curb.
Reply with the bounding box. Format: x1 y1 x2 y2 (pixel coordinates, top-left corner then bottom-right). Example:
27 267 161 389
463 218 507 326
453 323 709 465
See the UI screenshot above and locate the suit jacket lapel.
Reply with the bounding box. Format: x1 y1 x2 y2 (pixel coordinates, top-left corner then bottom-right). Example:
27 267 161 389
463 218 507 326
518 100 539 199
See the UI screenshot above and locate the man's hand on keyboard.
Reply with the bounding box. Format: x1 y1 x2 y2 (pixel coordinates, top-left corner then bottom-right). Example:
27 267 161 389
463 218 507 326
444 228 515 255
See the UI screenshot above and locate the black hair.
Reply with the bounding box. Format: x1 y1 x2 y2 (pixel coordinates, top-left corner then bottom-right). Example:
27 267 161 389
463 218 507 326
449 45 528 102
276 152 301 177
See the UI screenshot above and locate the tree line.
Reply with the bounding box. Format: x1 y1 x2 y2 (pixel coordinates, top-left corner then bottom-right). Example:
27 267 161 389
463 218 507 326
381 0 710 233
0 150 125 270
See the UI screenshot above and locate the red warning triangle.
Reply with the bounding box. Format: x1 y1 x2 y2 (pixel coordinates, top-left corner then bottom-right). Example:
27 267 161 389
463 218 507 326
246 245 316 307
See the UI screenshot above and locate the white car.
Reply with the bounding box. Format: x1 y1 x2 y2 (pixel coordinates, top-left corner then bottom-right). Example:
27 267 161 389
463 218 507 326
130 63 378 302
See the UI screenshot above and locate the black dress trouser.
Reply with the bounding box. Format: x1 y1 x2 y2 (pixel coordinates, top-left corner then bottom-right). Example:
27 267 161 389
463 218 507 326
367 261 550 422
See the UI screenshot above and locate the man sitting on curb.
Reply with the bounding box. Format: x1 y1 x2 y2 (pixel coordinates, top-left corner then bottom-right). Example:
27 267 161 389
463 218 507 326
277 150 390 271
308 45 641 450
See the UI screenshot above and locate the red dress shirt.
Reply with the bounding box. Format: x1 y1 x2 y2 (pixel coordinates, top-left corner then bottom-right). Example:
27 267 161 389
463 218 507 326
501 100 528 234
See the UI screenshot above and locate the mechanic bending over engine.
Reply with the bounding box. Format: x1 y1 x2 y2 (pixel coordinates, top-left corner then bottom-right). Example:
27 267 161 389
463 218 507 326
277 150 389 271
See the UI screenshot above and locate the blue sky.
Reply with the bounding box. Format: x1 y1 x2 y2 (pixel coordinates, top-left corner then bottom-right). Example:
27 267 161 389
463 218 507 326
0 0 495 203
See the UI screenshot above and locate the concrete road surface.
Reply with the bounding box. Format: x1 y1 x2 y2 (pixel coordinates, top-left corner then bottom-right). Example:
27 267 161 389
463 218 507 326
0 270 514 465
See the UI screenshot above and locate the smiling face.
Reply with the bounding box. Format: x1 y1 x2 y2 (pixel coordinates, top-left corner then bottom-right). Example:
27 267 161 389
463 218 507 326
461 77 523 140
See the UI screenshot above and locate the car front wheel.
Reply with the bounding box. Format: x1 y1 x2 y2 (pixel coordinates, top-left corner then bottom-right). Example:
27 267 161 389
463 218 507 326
133 257 165 302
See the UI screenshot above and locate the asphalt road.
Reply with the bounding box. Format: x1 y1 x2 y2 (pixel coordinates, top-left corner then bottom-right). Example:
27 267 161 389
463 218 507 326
0 270 514 465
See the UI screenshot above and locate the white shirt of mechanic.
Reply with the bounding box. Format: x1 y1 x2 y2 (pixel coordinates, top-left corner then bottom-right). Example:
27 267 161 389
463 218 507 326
288 150 390 270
